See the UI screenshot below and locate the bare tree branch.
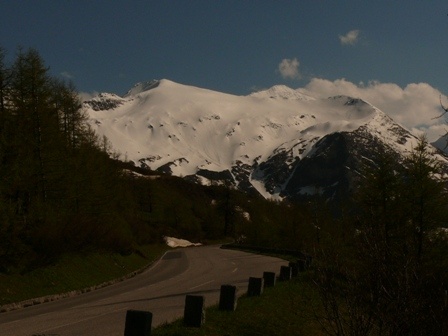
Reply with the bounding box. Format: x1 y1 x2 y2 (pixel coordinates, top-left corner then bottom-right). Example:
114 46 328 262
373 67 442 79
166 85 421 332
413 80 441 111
432 95 448 120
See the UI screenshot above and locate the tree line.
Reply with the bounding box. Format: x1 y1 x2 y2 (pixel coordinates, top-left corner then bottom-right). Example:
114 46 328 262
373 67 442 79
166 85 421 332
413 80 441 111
309 139 448 335
0 47 136 271
227 136 448 335
0 47 288 273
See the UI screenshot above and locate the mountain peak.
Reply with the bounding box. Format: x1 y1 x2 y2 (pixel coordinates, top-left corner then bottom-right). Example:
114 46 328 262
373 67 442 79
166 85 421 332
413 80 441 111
327 95 373 107
123 80 160 97
250 85 315 101
83 92 125 111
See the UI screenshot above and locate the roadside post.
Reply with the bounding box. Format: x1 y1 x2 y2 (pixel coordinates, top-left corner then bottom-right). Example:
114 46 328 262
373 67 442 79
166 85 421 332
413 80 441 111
279 265 292 281
263 271 276 287
219 284 238 311
124 309 153 336
184 295 205 327
247 277 264 296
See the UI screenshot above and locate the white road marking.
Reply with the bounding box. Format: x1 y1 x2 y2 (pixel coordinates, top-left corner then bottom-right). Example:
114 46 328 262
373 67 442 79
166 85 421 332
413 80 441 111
232 267 238 273
188 280 214 290
37 306 130 333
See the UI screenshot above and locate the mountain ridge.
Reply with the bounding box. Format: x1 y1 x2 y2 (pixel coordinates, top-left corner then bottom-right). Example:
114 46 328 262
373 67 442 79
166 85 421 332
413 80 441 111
84 79 448 201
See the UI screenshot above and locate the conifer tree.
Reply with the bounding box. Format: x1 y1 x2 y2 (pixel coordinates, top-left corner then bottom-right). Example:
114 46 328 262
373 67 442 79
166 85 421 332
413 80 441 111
0 47 138 269
0 47 11 125
313 138 448 335
403 135 446 259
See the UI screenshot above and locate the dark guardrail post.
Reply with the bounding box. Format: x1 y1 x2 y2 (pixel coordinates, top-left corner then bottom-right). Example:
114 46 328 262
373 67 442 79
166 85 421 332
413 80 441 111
184 295 205 327
297 259 306 272
279 265 292 281
263 271 276 288
124 309 153 336
219 284 238 311
289 261 299 277
306 255 313 268
247 277 264 296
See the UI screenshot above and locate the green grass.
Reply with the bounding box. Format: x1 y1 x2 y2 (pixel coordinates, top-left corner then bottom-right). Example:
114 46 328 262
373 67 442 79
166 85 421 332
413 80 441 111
152 274 324 336
0 244 169 307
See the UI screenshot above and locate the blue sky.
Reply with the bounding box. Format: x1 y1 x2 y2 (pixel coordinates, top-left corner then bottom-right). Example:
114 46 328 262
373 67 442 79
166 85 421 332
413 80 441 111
1 1 448 139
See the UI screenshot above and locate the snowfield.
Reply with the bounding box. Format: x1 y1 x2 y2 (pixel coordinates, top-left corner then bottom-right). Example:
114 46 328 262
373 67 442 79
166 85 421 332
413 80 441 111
86 80 388 172
84 79 448 199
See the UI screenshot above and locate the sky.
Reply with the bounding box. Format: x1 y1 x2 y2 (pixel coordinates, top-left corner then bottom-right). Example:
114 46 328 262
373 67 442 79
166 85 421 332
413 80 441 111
1 0 448 140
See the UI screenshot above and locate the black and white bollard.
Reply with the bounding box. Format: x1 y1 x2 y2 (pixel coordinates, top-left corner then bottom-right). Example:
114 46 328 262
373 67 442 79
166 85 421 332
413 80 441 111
279 265 292 281
184 295 205 328
124 310 153 336
289 261 299 277
219 284 238 311
247 277 264 297
263 271 276 288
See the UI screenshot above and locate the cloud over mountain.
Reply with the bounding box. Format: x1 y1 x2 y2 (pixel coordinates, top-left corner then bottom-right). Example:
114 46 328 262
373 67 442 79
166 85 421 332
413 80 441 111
302 78 446 141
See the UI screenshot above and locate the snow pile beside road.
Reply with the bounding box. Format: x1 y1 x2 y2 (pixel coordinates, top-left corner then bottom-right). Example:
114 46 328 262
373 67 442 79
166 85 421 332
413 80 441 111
164 236 202 248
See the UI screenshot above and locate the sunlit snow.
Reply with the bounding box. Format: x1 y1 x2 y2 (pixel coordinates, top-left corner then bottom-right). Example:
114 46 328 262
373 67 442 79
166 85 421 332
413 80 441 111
164 236 202 248
84 79 445 198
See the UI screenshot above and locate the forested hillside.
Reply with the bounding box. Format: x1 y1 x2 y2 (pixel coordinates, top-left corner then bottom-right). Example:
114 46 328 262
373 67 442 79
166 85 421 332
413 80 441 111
0 47 132 271
0 48 315 273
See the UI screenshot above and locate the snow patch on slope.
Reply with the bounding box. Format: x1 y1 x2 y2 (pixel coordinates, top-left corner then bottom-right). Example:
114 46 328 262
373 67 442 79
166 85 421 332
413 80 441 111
164 236 202 248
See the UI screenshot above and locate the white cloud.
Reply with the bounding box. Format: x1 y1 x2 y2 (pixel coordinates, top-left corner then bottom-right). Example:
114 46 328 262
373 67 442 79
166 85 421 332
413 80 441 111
78 91 98 102
60 71 74 79
339 30 360 45
411 125 447 144
301 78 447 141
278 58 301 80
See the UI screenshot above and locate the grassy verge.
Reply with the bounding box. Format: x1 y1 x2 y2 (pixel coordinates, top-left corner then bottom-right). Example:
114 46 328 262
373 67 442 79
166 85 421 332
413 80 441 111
152 274 324 336
0 244 169 307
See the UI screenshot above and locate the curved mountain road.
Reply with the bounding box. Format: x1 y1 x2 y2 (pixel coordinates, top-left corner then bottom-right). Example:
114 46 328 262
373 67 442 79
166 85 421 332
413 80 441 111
0 245 287 336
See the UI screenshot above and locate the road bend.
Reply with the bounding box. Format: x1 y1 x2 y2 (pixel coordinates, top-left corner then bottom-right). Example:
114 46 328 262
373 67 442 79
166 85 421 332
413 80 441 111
0 245 287 336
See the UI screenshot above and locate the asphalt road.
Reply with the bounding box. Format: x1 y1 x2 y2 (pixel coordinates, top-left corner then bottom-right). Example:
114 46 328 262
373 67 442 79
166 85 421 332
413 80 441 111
0 245 287 336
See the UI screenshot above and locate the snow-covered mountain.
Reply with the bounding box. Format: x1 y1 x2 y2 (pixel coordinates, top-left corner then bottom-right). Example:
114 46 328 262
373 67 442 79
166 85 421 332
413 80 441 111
249 85 315 101
84 79 448 201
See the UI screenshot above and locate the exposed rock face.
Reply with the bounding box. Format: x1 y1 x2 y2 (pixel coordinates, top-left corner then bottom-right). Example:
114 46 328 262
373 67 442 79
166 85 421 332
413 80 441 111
282 132 351 201
85 93 125 111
